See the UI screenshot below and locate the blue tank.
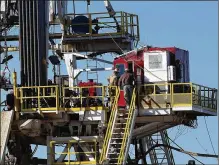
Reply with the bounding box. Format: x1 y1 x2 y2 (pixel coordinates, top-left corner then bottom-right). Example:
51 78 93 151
71 16 90 34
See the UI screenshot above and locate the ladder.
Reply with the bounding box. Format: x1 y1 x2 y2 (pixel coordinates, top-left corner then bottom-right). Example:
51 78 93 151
100 88 137 165
146 130 175 165
86 58 98 83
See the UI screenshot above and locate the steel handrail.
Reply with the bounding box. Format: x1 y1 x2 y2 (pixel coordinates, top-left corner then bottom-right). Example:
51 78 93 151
99 87 120 163
117 88 136 164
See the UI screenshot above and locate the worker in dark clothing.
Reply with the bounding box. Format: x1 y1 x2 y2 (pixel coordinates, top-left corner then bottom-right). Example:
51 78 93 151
175 59 181 82
118 68 135 109
6 90 14 111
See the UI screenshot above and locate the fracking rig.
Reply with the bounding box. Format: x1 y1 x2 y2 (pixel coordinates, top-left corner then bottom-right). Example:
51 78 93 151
0 1 218 165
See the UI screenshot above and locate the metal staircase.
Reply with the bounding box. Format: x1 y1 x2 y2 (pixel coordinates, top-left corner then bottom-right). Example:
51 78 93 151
100 88 137 165
146 130 175 165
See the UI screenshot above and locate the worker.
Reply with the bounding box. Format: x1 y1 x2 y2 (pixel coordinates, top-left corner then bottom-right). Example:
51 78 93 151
0 70 6 85
118 68 135 109
108 68 119 85
175 59 181 82
107 68 119 108
6 90 14 111
107 68 119 95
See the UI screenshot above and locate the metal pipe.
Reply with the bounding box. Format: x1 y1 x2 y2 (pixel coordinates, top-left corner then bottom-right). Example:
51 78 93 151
36 0 40 86
25 0 30 86
33 0 38 86
21 0 27 86
29 0 34 86
37 0 48 86
18 0 23 85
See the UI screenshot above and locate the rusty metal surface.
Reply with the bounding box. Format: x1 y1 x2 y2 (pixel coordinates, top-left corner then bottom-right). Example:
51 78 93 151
0 111 14 163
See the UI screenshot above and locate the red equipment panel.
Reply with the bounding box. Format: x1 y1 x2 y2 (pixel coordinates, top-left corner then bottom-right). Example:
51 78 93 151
78 80 98 96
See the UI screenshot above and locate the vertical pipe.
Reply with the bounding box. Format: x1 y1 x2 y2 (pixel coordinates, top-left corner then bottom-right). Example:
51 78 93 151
12 72 17 112
36 0 40 86
18 0 23 85
25 0 30 86
37 0 48 86
29 0 34 87
23 1 27 87
19 0 48 87
33 0 38 86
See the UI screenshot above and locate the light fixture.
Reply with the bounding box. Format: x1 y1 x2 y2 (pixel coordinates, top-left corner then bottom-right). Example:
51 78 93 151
1 55 13 64
49 55 60 65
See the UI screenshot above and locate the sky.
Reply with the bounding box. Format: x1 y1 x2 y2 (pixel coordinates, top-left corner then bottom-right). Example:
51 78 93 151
1 1 218 164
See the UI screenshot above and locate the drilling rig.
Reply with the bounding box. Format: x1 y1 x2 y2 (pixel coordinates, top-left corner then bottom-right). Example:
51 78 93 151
0 1 217 165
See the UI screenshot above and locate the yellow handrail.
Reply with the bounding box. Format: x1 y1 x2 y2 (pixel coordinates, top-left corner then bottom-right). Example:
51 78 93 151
50 140 97 165
99 87 120 163
117 88 136 164
63 11 139 40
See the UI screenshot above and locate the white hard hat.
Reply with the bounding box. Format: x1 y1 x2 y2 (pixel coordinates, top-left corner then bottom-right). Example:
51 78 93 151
114 68 119 72
125 68 129 71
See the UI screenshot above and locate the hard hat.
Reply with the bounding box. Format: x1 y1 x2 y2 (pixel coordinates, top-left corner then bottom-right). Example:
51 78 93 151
125 68 129 71
114 68 119 72
9 90 14 94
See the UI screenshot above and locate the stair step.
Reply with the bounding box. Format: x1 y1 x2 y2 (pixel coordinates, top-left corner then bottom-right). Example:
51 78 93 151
117 114 129 117
114 128 126 129
117 112 127 114
112 133 124 135
114 123 126 125
116 118 128 121
110 143 122 145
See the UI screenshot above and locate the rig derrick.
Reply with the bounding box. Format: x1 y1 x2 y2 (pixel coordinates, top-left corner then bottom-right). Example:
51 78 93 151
0 1 217 165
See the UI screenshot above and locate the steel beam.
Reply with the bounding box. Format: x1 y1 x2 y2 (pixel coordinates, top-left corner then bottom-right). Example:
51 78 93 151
51 136 99 142
132 122 177 139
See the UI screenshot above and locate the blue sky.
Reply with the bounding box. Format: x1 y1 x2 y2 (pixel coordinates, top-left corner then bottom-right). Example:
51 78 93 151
1 1 218 164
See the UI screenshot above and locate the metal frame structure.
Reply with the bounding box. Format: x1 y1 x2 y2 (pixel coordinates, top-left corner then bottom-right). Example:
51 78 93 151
0 1 217 165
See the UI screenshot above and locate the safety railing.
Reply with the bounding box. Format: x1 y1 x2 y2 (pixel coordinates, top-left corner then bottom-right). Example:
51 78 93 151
61 86 118 111
14 83 217 113
49 140 97 165
15 85 118 112
138 83 217 112
138 83 172 109
64 11 139 40
15 86 59 112
61 86 104 111
171 83 193 107
99 87 120 163
117 88 136 164
192 83 217 111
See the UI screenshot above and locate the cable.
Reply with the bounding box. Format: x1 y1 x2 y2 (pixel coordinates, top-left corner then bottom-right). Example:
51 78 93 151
30 145 38 157
167 137 205 165
196 137 208 154
204 116 216 155
142 143 217 160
